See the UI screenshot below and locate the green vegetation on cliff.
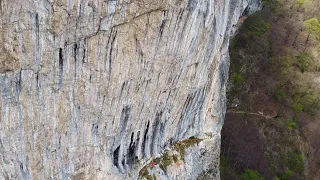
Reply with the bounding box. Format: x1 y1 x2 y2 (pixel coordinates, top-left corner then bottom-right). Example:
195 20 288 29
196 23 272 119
138 137 202 179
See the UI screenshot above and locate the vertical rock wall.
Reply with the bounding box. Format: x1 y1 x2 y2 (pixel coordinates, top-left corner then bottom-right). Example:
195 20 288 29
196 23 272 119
0 0 260 179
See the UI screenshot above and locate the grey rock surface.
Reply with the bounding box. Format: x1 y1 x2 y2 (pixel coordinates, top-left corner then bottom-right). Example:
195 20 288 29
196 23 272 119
0 0 260 179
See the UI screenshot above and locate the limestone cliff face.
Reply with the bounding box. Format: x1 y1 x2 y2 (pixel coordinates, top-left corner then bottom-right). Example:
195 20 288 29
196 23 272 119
0 0 260 179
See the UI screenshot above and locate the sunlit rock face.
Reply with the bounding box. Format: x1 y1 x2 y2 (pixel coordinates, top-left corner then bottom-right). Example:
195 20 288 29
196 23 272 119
0 0 260 179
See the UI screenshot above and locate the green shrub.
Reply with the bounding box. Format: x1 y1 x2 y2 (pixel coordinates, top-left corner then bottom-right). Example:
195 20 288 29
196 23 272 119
173 137 202 162
232 72 244 87
162 153 173 171
292 102 303 114
243 13 270 37
272 84 287 101
280 170 293 180
240 169 265 180
141 169 151 180
300 93 320 116
305 18 320 41
278 118 296 132
296 52 313 72
272 56 293 75
297 0 306 6
263 0 283 12
287 122 297 132
284 149 304 173
145 174 152 180
292 87 320 116
289 152 303 172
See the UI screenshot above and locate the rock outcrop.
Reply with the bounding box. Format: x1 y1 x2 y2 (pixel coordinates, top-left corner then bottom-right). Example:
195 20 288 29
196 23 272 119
0 0 260 179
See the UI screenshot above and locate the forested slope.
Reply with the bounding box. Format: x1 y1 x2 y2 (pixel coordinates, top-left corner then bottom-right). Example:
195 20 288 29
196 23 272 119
221 0 320 179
